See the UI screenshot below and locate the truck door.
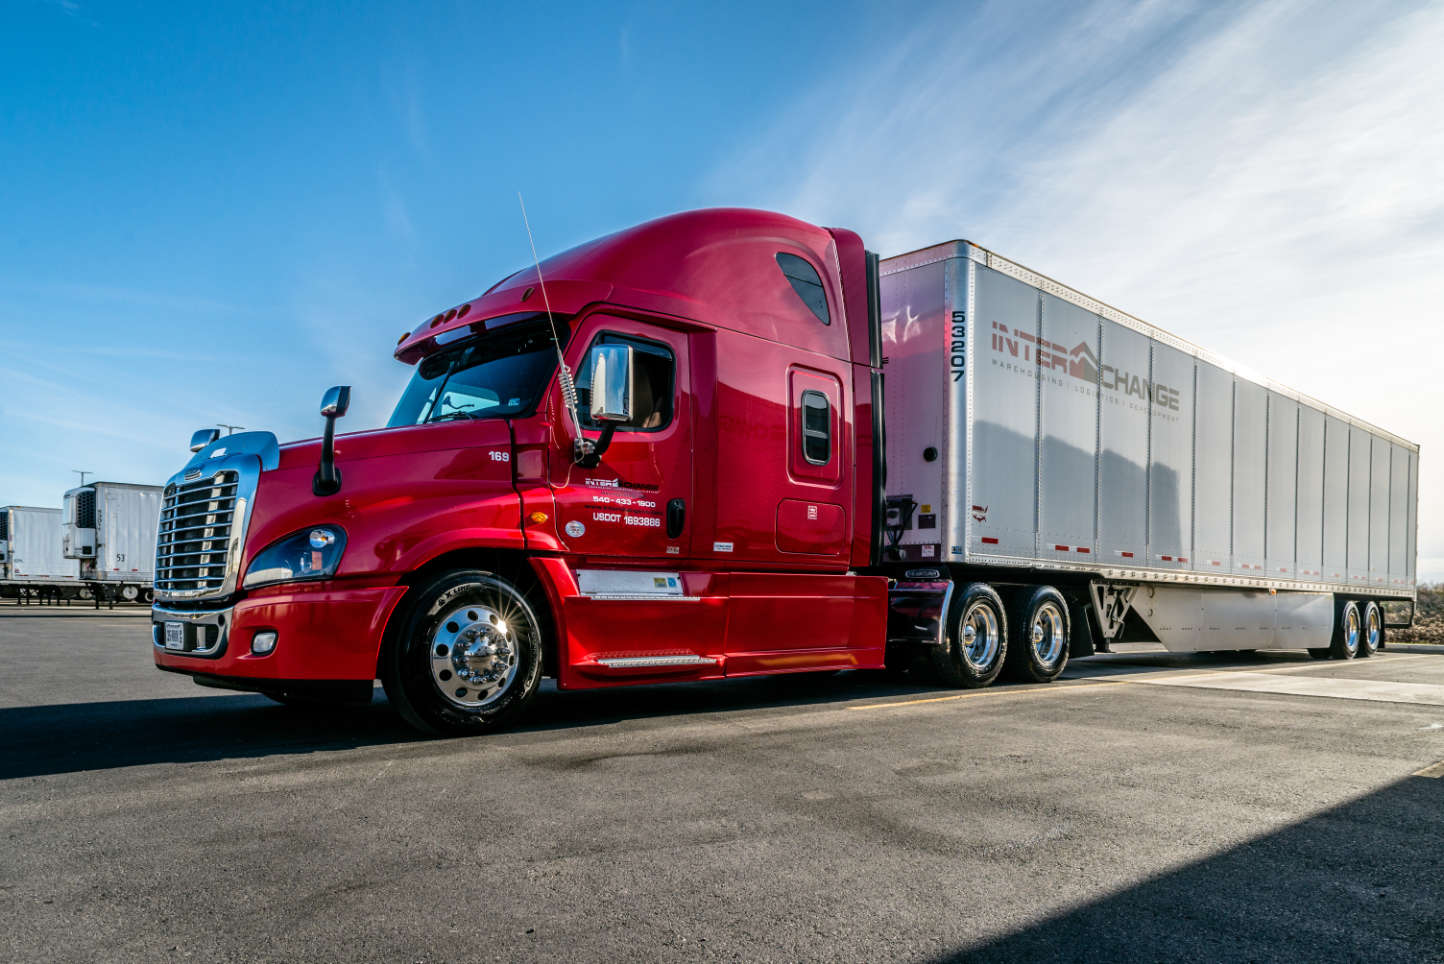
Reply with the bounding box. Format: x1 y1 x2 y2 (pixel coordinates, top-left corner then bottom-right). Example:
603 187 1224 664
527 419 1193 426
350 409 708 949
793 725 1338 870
550 315 693 561
548 315 725 677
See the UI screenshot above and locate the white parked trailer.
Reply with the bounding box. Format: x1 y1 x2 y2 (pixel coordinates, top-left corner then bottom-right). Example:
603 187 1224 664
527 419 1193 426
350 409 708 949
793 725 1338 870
0 506 80 586
879 241 1417 658
63 482 163 602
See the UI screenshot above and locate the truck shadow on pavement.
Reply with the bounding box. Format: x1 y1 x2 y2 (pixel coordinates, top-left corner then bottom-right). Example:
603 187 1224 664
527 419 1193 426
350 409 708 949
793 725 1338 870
942 772 1444 963
8 647 1415 782
0 672 933 781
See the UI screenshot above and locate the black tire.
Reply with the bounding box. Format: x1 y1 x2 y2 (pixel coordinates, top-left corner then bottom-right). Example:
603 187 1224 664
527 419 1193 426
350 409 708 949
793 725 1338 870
1307 648 1332 660
381 569 545 736
1359 600 1383 658
926 582 1008 688
1005 586 1070 683
1330 599 1361 660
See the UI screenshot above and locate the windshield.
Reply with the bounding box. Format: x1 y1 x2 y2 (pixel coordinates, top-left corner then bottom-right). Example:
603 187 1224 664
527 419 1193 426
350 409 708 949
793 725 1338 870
387 317 565 427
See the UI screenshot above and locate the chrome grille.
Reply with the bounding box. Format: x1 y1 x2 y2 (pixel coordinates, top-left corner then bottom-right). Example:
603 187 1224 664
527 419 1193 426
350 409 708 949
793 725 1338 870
155 471 240 597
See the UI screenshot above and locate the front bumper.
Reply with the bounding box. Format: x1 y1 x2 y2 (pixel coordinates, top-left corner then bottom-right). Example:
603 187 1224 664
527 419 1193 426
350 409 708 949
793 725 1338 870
152 582 408 682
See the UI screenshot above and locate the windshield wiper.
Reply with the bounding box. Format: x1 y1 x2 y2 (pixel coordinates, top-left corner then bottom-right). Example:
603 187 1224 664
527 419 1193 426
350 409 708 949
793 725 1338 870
425 411 479 423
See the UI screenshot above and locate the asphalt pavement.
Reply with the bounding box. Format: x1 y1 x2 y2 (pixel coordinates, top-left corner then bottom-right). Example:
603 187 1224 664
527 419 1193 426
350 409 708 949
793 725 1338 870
2 607 1442 962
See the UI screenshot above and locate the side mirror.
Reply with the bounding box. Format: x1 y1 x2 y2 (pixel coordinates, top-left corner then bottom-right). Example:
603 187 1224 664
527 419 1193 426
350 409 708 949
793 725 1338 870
320 385 351 419
575 344 636 469
313 385 351 497
589 344 635 424
189 428 221 453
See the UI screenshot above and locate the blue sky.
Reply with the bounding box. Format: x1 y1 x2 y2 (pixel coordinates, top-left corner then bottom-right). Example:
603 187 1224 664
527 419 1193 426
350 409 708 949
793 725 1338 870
3 0 1442 578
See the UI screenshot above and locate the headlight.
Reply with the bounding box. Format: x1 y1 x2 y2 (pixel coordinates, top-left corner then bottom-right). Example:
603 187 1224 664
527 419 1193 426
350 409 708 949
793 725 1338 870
242 526 347 589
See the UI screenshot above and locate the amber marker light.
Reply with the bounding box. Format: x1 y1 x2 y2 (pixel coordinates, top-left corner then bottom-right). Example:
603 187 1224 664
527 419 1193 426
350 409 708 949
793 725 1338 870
529 511 548 524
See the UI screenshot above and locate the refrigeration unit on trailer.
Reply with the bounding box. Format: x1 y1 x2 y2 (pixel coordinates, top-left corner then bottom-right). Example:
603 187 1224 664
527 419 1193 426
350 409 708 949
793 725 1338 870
63 482 163 602
879 241 1418 671
0 505 80 595
147 208 1418 735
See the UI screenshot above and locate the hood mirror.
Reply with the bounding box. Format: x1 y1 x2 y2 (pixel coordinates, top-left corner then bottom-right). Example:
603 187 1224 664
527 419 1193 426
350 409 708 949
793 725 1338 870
313 385 351 497
189 428 221 453
320 385 351 419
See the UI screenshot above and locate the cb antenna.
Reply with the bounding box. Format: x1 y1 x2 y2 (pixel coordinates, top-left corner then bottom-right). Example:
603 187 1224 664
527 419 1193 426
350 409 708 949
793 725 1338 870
518 192 583 455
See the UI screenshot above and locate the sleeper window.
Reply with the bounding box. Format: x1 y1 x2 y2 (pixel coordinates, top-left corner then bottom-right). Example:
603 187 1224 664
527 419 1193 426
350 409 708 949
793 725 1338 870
776 253 830 325
801 390 831 464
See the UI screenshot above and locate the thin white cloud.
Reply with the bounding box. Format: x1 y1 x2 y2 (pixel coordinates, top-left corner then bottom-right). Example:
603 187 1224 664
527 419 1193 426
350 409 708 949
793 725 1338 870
0 280 240 315
710 0 1444 580
378 166 417 244
381 62 431 162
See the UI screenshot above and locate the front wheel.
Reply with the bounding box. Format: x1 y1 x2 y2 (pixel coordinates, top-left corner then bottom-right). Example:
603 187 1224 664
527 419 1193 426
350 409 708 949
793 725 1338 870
926 582 1008 688
381 569 545 736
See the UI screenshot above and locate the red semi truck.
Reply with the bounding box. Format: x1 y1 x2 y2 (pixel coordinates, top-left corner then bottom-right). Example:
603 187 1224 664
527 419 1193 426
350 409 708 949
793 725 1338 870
152 209 1419 734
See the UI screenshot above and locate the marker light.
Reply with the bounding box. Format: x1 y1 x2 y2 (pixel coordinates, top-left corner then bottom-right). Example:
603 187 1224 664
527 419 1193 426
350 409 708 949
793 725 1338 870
252 631 278 655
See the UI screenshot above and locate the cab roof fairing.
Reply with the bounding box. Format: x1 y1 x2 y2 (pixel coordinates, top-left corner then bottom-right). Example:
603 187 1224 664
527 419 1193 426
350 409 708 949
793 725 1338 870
393 208 856 365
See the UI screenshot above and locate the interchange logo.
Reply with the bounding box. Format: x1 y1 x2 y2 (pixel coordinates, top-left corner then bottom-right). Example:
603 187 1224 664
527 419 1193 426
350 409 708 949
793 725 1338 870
990 321 1180 411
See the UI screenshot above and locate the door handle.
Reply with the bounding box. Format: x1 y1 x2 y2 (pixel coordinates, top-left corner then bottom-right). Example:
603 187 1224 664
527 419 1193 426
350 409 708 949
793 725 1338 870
666 498 686 539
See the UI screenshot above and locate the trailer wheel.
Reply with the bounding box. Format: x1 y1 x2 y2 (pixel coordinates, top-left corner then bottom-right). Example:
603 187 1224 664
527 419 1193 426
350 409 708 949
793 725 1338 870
1359 601 1383 658
927 582 1008 688
121 585 140 602
381 569 544 736
1006 586 1070 683
1329 599 1362 660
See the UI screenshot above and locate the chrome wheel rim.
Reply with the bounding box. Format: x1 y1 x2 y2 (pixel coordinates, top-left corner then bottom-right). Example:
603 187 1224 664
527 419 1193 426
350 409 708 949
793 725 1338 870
1343 604 1360 655
960 601 1001 672
1030 601 1066 667
427 582 533 709
1365 605 1381 650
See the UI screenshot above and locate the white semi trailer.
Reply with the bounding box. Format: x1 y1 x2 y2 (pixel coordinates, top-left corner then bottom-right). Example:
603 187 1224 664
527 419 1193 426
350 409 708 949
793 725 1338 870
62 482 163 604
0 506 81 602
879 239 1417 675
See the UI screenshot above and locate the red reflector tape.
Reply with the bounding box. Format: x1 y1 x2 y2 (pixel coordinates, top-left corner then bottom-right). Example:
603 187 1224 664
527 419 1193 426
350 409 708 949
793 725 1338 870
1119 551 1134 558
1076 547 1090 554
1161 555 1173 561
981 537 999 545
1054 545 1069 551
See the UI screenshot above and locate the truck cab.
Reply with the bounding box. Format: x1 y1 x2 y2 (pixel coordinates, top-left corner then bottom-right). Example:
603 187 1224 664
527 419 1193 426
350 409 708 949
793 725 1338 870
152 209 889 732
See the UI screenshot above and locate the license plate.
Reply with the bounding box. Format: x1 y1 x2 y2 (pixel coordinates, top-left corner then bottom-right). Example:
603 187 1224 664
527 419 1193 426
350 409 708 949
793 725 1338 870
164 622 185 650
